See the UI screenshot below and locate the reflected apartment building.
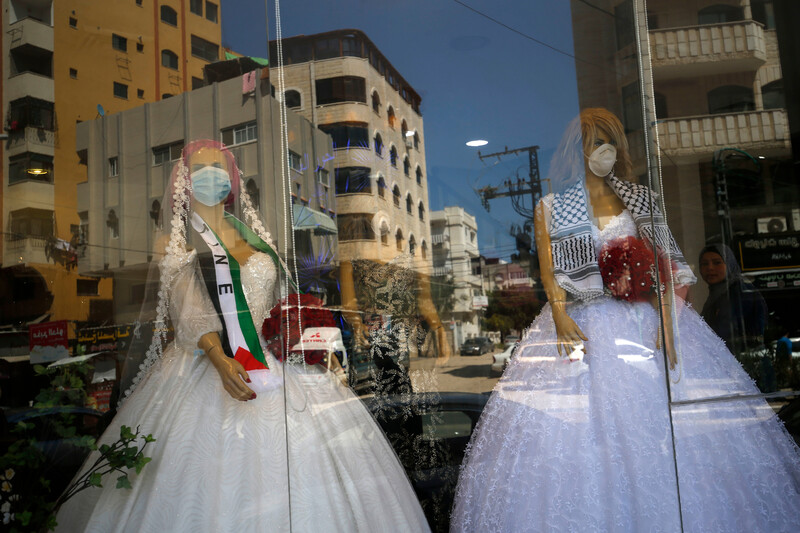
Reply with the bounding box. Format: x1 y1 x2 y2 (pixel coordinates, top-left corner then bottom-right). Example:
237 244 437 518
75 69 335 323
571 0 797 317
268 30 432 274
1 0 222 342
431 206 482 350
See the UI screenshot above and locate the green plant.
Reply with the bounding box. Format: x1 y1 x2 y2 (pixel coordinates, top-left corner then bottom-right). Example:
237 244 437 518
0 364 154 532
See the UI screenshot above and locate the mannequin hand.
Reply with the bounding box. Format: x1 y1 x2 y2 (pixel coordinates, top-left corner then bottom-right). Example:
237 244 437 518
434 327 451 366
656 321 677 370
351 320 370 348
552 305 587 357
209 350 255 401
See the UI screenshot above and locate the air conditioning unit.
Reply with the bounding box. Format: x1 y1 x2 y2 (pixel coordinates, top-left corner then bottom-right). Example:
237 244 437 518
756 216 788 234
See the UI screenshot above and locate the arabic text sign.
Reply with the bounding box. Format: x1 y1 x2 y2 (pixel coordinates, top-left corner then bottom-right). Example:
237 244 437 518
29 320 69 364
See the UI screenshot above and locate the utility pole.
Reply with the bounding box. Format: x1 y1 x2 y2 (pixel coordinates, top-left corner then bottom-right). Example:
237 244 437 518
476 145 545 252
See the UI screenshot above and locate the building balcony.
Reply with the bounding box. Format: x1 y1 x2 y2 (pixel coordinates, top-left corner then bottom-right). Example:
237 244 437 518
5 127 57 157
5 71 54 102
4 235 49 265
650 21 766 80
656 109 789 160
433 265 453 277
8 16 54 52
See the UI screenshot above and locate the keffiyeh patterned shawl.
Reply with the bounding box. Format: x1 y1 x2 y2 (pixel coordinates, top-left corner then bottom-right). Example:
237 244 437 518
549 172 696 300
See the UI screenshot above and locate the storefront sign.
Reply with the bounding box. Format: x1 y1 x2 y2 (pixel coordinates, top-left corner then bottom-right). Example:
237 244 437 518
472 295 489 309
734 233 800 272
749 269 800 291
29 320 69 364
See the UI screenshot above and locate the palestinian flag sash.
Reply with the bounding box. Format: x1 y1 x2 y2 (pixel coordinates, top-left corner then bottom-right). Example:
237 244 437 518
191 212 270 371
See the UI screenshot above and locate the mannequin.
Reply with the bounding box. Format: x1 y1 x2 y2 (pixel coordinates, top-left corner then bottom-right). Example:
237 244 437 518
451 109 800 532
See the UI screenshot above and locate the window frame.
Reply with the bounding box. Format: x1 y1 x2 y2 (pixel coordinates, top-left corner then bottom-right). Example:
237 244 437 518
113 81 129 99
222 121 258 146
161 49 179 70
160 5 178 26
112 33 128 52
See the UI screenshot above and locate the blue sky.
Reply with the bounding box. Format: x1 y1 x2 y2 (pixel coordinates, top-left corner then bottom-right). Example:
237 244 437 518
222 0 582 259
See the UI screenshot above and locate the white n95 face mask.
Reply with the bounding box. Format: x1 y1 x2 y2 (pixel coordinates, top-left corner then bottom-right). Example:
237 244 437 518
588 144 617 177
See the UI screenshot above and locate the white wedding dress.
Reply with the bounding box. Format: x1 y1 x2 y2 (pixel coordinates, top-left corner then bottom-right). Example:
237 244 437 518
451 210 800 532
56 250 429 532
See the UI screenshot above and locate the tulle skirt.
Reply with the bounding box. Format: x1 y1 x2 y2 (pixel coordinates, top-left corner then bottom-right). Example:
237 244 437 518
451 297 800 532
55 347 429 532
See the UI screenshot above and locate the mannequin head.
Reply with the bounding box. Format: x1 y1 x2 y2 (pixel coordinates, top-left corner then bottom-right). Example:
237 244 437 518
580 108 632 180
170 139 240 212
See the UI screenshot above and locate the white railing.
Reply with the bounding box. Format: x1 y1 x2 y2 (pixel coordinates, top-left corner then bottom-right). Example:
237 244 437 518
650 20 765 65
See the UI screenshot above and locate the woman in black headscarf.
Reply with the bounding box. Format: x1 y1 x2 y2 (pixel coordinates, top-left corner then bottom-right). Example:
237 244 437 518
699 243 767 354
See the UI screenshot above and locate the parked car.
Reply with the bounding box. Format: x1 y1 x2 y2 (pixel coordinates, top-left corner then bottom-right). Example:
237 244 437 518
460 337 494 356
491 343 516 377
503 335 520 347
362 392 489 532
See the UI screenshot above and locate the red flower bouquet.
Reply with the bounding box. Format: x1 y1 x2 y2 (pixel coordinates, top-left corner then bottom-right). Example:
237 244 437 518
598 236 674 302
262 293 336 364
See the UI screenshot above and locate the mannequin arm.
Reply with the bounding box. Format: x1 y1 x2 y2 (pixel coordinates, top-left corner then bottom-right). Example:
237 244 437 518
198 332 255 401
339 261 369 346
416 273 452 359
534 201 587 356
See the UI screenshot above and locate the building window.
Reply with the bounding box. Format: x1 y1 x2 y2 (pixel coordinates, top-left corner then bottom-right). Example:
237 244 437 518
387 106 396 129
69 17 77 28
708 85 754 115
137 42 144 52
752 0 776 30
112 33 128 52
246 179 260 210
160 6 178 26
372 91 381 114
406 194 413 214
380 222 389 245
335 167 371 195
150 200 163 230
8 153 54 184
77 279 100 296
421 241 427 259
136 0 143 5
390 146 398 167
315 76 366 105
403 156 410 176
342 35 362 57
762 79 785 110
317 168 329 187
698 4 744 25
654 92 668 118
314 38 340 60
377 177 387 198
9 208 55 238
319 122 369 150
401 120 408 139
107 209 119 239
414 132 420 150
418 202 425 221
396 228 404 251
374 133 384 157
285 89 302 109
138 88 145 98
109 157 119 177
153 141 184 165
9 45 52 77
113 82 129 99
7 97 55 130
289 150 303 172
338 214 376 241
409 235 416 256
615 0 634 50
69 68 78 79
205 2 218 23
222 121 257 146
161 49 179 70
190 0 203 15
393 185 401 207
416 166 423 185
191 35 219 62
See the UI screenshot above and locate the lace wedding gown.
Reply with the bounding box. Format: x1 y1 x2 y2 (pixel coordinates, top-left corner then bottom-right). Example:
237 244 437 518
56 250 429 533
451 210 800 532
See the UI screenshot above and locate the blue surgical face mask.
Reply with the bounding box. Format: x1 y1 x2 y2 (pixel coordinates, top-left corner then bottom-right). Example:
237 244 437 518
191 166 232 206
